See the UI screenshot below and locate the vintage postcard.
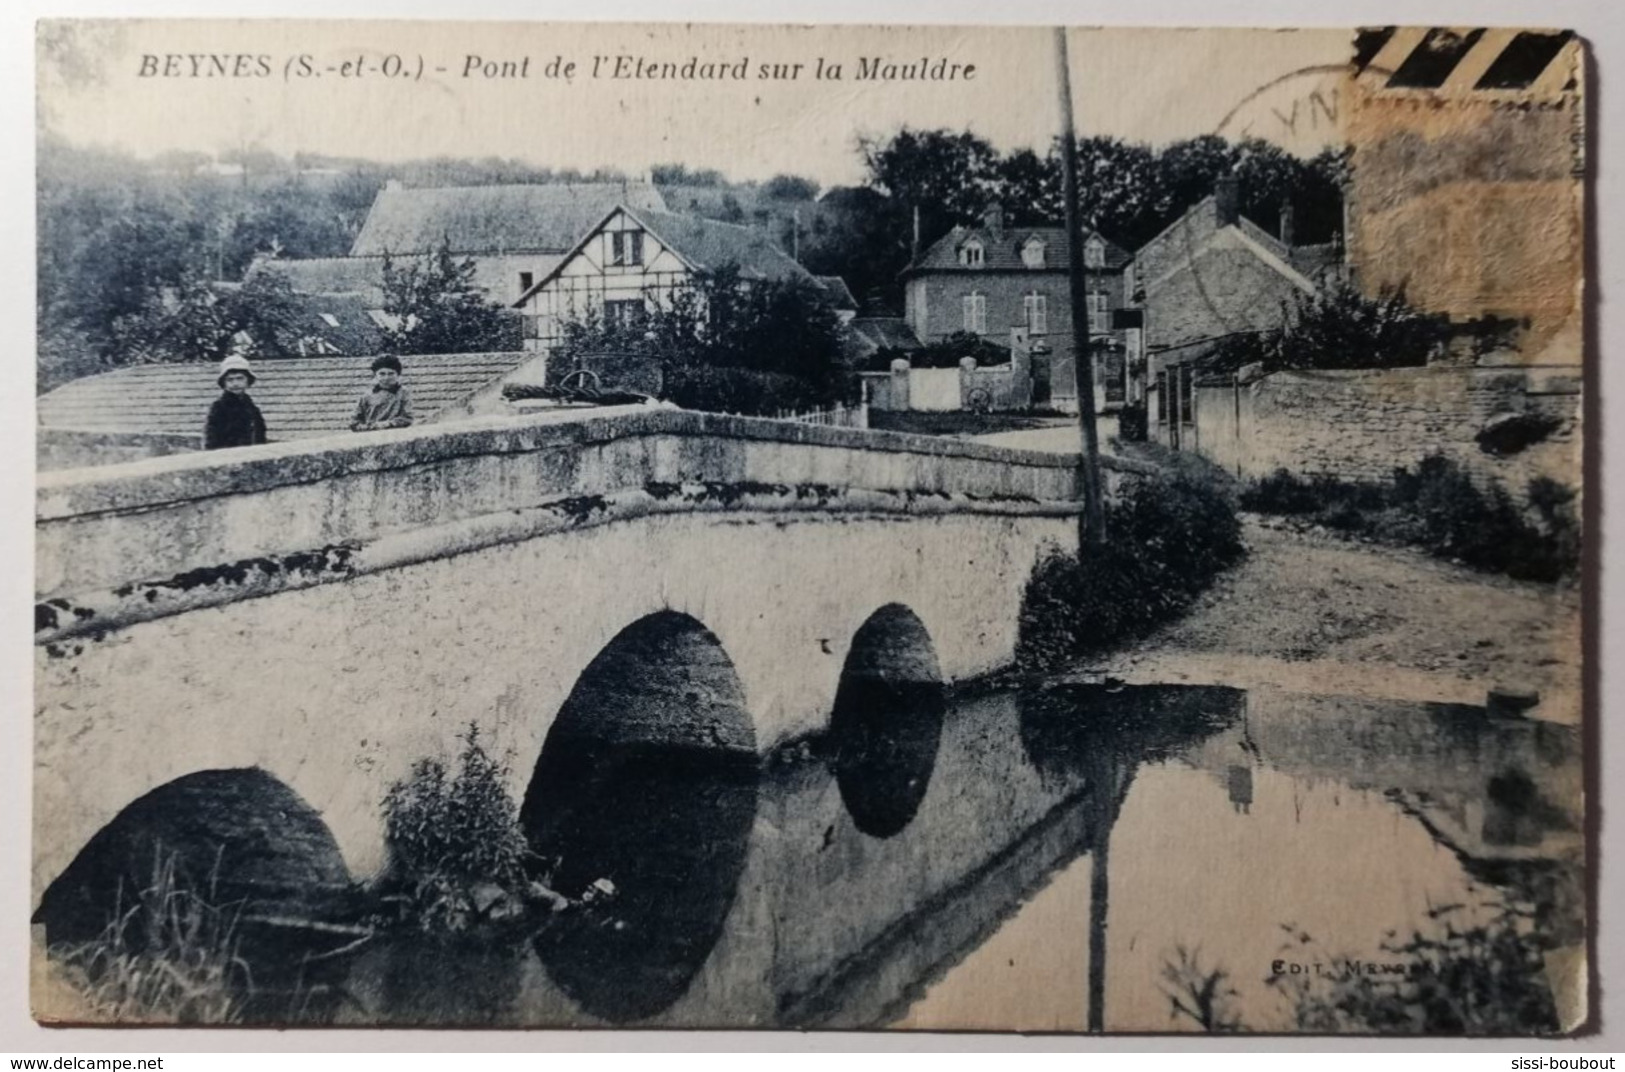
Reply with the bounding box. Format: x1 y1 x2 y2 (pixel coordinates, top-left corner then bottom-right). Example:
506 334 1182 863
31 21 1587 1033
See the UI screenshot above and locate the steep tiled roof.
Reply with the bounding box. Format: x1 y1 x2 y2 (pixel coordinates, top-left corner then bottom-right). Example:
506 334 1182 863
1235 216 1342 278
849 317 922 352
905 224 1132 275
633 208 814 284
214 285 385 356
815 275 859 311
351 182 667 256
37 352 530 440
246 256 388 302
279 292 387 356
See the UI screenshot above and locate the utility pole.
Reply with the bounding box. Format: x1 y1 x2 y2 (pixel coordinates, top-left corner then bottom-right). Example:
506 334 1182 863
1055 27 1107 546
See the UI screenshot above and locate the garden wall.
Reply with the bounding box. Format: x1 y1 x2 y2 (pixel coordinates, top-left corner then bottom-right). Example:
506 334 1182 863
1187 365 1582 496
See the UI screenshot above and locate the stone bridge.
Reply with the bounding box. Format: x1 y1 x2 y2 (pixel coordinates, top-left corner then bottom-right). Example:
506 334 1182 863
33 407 1091 912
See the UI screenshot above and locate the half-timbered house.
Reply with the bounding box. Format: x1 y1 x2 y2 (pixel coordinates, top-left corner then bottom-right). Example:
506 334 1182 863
514 205 830 353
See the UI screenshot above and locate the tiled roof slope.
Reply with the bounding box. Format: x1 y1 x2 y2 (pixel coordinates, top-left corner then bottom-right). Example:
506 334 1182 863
214 283 385 354
281 292 387 355
247 256 388 301
1234 217 1343 280
351 182 668 256
815 275 859 311
37 352 530 440
905 225 1132 275
634 208 815 284
849 317 922 352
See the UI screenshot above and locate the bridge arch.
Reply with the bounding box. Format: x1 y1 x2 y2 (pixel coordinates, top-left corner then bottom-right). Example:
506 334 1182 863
827 603 948 839
33 767 350 948
520 610 759 1023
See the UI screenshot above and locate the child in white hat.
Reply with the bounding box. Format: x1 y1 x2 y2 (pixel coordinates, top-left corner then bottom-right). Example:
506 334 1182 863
204 355 268 450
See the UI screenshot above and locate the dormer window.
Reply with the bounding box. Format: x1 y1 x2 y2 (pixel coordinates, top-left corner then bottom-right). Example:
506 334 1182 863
1084 237 1105 269
958 239 985 268
1020 237 1047 268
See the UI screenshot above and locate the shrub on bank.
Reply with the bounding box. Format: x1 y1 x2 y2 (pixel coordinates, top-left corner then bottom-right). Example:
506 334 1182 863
1239 456 1579 583
380 724 532 932
1018 462 1245 670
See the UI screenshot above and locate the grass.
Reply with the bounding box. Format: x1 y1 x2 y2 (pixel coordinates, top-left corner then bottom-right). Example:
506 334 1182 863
46 848 251 1024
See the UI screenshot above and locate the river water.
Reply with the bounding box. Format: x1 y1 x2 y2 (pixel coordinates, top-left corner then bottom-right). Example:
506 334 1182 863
47 680 1586 1033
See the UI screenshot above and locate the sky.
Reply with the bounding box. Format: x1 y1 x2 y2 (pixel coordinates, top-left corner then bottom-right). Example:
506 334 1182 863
37 22 1354 185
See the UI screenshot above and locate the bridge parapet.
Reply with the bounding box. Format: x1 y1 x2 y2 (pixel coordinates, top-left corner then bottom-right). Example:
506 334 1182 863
37 406 1082 612
34 406 1095 902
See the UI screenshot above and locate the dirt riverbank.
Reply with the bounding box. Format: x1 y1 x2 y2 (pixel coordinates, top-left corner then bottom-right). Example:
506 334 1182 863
1071 517 1583 724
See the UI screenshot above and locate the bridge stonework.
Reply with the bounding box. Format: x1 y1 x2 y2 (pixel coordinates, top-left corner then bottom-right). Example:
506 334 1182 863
34 408 1084 901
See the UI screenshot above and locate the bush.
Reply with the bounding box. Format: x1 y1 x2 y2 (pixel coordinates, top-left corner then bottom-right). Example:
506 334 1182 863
381 724 531 931
1017 463 1245 669
1204 281 1449 376
663 365 832 416
1240 469 1388 518
1241 458 1573 581
1242 457 1579 583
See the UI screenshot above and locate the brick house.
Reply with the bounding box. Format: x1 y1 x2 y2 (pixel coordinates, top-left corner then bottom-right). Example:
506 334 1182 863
900 206 1131 414
1136 177 1341 448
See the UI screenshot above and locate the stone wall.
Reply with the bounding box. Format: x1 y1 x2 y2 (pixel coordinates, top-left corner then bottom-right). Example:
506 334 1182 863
1182 365 1582 496
35 406 1084 897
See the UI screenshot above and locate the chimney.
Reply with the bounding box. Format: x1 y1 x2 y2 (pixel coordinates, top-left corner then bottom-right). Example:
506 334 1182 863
911 204 921 261
983 203 1006 237
1215 175 1239 228
1279 202 1296 247
384 178 402 191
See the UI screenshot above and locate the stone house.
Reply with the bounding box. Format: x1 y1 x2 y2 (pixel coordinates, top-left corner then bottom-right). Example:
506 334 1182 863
899 206 1131 414
1135 177 1341 449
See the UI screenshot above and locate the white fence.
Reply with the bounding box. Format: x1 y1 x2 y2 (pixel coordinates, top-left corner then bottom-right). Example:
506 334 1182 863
773 401 870 430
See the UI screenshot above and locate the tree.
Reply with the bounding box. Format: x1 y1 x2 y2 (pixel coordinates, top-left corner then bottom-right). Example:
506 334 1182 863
861 126 1001 260
761 173 821 201
557 264 852 414
104 271 303 365
1205 279 1448 374
650 163 725 187
995 148 1062 226
1066 136 1161 247
1275 280 1447 370
379 242 521 354
800 190 909 314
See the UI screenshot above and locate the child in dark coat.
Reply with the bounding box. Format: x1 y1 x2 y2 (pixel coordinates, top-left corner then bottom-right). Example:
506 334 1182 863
204 355 268 450
351 354 415 432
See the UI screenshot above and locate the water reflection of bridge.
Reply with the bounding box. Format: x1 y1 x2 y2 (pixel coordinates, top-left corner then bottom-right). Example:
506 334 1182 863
326 684 1240 1029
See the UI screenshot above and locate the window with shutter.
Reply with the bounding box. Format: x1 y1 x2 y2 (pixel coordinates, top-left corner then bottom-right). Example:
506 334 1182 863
1024 293 1048 335
1087 293 1108 334
962 293 987 334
